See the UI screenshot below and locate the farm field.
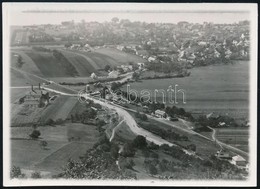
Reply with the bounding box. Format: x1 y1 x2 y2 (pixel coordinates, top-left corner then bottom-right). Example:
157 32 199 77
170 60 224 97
11 123 100 174
215 127 249 152
25 51 78 77
10 67 47 86
11 30 30 45
11 51 43 76
60 50 96 76
10 88 28 103
124 61 249 120
39 96 78 122
95 47 147 64
11 139 67 169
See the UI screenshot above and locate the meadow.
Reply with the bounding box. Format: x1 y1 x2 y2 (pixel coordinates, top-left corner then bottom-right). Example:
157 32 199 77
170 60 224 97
11 123 100 174
124 61 249 120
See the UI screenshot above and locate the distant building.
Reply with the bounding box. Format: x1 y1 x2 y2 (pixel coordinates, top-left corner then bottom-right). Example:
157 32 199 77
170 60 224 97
90 72 98 80
108 70 119 78
148 56 157 63
155 110 166 118
137 63 145 69
215 149 230 159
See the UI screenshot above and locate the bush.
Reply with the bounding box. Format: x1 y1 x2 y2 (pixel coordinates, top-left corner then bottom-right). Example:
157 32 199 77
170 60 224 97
31 171 41 179
148 164 158 175
132 135 147 149
11 166 22 178
148 142 159 150
110 143 119 159
29 130 41 139
119 157 135 170
121 143 135 157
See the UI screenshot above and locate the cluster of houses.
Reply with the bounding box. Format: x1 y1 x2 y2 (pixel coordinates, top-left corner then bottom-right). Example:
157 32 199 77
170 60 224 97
215 149 248 171
117 31 249 68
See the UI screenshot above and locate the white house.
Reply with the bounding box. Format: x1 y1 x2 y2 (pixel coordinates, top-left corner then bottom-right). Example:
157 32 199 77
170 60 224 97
231 155 247 167
90 72 98 80
148 56 156 62
155 110 166 118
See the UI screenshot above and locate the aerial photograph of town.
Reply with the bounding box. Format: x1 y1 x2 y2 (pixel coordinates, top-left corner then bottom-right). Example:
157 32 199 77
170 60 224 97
3 3 257 186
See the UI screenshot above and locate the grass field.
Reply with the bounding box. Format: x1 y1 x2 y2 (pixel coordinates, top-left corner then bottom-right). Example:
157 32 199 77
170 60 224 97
10 67 47 86
124 61 249 120
10 88 28 103
215 127 249 152
95 47 147 64
11 51 43 76
60 50 96 76
40 96 78 122
25 51 76 77
11 139 67 169
11 30 30 45
11 123 100 174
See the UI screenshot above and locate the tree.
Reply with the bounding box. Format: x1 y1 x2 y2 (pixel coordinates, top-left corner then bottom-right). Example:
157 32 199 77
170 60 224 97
30 130 41 139
16 55 24 68
132 135 147 149
104 65 111 72
111 17 119 23
11 166 22 178
31 171 41 179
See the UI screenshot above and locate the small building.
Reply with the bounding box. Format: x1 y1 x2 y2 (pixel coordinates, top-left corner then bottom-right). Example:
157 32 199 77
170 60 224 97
90 72 98 80
155 110 166 118
148 56 156 62
232 155 247 167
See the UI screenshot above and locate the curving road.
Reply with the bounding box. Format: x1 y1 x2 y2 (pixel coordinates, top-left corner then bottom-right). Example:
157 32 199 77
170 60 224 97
12 68 248 159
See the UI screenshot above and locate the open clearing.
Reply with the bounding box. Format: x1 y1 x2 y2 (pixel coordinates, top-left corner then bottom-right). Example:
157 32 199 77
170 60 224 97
215 127 249 152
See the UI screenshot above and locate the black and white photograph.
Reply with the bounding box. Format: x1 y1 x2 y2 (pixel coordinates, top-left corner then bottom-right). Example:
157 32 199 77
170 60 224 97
2 3 257 187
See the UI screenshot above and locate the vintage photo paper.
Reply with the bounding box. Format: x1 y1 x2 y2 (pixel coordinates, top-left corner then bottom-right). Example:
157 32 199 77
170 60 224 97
2 3 257 187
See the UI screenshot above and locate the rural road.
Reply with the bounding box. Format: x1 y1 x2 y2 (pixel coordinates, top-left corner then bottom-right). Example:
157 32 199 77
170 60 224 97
109 119 125 142
11 69 248 159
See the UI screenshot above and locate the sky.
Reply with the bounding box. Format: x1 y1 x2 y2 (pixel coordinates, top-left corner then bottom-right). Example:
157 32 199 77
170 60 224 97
5 3 251 26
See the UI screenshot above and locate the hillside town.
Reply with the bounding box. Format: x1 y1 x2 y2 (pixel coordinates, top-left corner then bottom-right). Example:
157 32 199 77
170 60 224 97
14 19 250 72
9 10 252 182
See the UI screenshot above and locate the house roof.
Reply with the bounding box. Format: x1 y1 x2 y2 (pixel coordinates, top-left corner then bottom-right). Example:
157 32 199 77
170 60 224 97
232 155 246 162
155 109 166 115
